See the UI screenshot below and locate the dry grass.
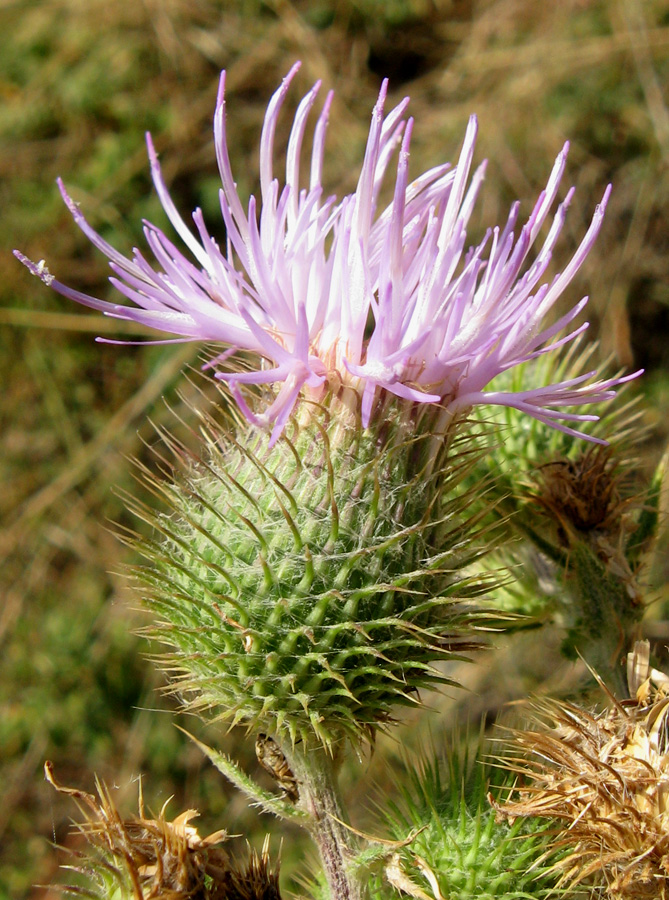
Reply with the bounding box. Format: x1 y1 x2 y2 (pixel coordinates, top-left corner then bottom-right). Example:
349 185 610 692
1 0 667 896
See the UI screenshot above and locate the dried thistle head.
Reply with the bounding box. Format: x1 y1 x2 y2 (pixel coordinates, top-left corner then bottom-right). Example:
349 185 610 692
529 443 645 629
45 763 280 900
534 445 630 543
493 641 669 899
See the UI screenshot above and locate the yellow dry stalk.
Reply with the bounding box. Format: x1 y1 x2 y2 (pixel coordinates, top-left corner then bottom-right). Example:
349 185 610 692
493 641 669 899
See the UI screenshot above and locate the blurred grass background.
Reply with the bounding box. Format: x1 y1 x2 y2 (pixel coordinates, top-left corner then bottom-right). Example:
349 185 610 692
1 0 668 896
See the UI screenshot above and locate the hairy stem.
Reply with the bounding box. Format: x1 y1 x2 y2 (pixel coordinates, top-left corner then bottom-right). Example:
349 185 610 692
281 738 363 900
565 542 643 698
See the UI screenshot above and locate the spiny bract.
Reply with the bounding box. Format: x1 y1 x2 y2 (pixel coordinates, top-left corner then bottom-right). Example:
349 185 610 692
371 744 566 900
127 394 501 748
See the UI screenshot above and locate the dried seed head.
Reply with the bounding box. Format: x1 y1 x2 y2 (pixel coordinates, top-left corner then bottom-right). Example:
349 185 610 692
45 763 280 900
493 641 669 899
534 445 628 540
530 444 644 616
220 837 282 900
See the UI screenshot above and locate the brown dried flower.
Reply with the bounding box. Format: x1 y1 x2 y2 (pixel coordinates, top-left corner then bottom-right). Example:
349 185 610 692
534 445 630 540
45 763 281 900
493 641 669 899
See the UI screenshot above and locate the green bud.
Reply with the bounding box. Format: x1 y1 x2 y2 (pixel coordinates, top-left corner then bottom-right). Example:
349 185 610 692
371 743 565 900
127 393 503 748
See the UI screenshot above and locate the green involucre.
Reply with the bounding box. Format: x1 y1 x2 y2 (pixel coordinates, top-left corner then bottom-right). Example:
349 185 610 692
373 744 569 900
128 399 501 747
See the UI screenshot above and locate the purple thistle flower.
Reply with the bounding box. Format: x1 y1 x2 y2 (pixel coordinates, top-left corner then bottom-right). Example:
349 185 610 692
15 62 640 445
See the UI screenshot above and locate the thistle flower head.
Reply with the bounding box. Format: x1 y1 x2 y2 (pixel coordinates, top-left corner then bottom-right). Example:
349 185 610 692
16 62 639 444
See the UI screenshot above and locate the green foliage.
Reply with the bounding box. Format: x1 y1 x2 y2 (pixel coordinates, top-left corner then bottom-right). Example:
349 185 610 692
59 844 136 900
625 444 666 569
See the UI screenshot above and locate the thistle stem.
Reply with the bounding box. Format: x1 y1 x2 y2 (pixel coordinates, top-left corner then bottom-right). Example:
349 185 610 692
281 739 363 900
566 542 643 698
